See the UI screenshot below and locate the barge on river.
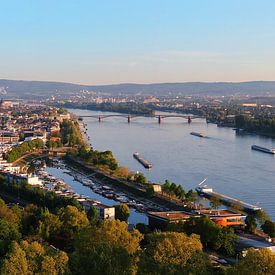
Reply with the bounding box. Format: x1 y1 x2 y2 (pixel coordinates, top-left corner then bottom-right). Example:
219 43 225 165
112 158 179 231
133 152 152 169
190 132 206 138
196 185 262 213
251 145 275 155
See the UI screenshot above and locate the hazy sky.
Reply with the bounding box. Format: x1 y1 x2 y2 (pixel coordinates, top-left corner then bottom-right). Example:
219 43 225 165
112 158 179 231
1 0 275 84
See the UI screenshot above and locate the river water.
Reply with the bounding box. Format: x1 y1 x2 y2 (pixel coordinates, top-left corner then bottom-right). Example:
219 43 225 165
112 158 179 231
68 109 275 220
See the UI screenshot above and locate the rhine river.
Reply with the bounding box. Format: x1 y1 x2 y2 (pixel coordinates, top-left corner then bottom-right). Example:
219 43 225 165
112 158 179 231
69 109 275 220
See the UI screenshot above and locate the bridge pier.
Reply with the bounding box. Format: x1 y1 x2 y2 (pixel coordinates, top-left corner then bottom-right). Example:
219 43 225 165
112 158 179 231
98 116 102 123
128 115 131 123
188 116 192 124
158 115 162 124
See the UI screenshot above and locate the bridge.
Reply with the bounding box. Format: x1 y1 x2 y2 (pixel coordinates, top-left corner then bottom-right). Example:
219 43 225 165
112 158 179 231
78 114 203 124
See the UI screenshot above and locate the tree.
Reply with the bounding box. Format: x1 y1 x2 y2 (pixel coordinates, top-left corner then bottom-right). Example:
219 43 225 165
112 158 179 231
255 209 270 225
146 185 155 198
115 204 130 222
231 248 275 275
58 205 89 240
1 241 28 275
0 219 21 256
87 206 98 224
138 232 204 274
135 173 147 185
70 220 143 274
210 197 221 209
245 215 257 233
37 210 62 241
261 220 275 238
214 227 237 256
183 217 219 248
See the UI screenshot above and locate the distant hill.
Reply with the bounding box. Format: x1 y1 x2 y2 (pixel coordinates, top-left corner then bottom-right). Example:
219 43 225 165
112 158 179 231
1 79 275 98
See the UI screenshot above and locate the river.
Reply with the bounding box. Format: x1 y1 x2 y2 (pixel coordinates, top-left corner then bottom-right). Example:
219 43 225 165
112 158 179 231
68 108 275 220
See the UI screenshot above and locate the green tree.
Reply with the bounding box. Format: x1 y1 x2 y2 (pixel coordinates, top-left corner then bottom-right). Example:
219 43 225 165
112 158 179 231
138 232 204 274
70 220 143 274
245 215 257 233
0 219 21 256
87 206 98 224
210 197 221 209
38 209 62 241
231 248 275 275
146 185 155 198
135 173 147 185
261 220 275 238
58 205 89 240
1 241 28 275
115 204 130 222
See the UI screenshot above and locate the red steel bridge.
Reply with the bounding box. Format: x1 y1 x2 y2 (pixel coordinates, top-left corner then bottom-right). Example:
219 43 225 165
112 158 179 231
78 114 204 124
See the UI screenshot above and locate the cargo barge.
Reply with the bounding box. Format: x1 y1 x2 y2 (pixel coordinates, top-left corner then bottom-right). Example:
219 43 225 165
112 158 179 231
190 132 206 138
133 152 152 169
251 145 275 155
196 185 261 213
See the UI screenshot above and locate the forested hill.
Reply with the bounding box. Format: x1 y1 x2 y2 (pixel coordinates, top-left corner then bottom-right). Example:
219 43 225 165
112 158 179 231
1 79 275 98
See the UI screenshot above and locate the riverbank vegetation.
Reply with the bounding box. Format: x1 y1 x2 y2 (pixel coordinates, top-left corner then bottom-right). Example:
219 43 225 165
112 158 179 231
59 102 155 116
0 176 80 211
60 120 85 147
6 139 44 163
162 180 197 203
235 114 275 135
0 194 273 274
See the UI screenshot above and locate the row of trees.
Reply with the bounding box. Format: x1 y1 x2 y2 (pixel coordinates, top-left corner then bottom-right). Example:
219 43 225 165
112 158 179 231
245 209 275 238
0 176 81 211
162 180 197 203
6 138 44 162
78 146 119 171
235 114 275 134
62 102 155 116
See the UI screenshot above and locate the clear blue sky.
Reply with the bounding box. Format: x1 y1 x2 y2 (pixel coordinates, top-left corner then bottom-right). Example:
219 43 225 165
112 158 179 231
1 0 275 84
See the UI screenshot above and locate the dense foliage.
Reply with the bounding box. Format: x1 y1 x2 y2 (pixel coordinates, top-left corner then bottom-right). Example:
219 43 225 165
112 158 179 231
235 114 275 134
78 146 118 171
162 180 197 203
6 139 44 162
60 120 84 147
62 102 155 116
0 176 81 211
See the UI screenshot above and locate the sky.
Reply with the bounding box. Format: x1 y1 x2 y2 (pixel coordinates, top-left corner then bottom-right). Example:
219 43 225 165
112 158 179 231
0 0 275 85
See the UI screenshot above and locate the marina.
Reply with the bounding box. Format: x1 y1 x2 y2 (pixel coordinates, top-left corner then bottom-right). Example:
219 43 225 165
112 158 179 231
32 158 179 224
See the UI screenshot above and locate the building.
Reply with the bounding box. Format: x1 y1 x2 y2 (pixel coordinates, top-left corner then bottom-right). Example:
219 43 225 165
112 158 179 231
82 200 115 220
194 209 246 227
0 132 19 143
147 211 197 230
147 209 246 230
152 184 162 193
0 171 43 186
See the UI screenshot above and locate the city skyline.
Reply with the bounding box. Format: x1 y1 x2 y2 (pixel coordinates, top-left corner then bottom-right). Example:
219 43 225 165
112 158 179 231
1 0 275 85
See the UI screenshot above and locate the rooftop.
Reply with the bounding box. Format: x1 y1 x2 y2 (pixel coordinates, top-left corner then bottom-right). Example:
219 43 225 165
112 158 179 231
148 211 195 221
196 209 245 217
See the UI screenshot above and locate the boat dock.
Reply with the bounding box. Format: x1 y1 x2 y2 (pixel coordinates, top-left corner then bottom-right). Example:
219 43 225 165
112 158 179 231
133 152 152 169
196 186 262 213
